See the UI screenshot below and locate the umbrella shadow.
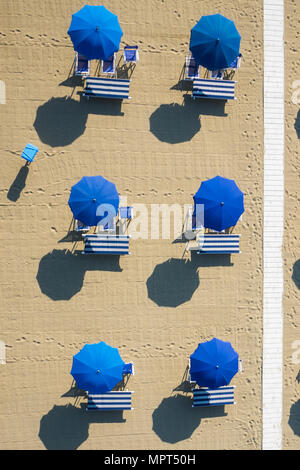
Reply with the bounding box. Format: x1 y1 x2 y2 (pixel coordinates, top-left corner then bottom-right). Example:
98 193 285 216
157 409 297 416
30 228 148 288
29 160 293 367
149 95 227 144
149 97 201 144
39 403 125 450
152 394 226 444
7 164 29 202
36 249 122 301
288 400 300 437
33 95 123 147
295 110 300 139
146 257 200 308
292 259 300 289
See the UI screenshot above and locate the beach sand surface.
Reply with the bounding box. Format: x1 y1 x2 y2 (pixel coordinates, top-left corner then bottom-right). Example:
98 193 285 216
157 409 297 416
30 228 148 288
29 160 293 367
0 0 265 449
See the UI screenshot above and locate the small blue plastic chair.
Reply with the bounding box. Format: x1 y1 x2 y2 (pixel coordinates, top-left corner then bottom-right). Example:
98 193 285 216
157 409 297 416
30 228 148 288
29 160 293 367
119 206 133 220
123 46 139 64
21 143 39 163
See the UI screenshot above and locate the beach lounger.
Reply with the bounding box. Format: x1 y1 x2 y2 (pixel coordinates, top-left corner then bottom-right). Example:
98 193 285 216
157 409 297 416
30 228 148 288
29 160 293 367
83 77 131 100
189 233 241 254
74 219 90 232
82 234 130 255
123 46 139 64
21 143 39 163
192 78 236 100
119 206 133 221
192 386 235 407
87 391 134 410
123 362 135 375
185 54 201 80
75 52 90 77
101 53 117 77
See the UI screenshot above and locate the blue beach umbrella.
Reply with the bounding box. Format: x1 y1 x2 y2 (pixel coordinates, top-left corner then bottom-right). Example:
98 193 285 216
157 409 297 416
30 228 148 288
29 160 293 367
189 13 241 71
193 175 244 232
190 338 239 389
68 5 123 60
68 175 120 226
71 341 125 393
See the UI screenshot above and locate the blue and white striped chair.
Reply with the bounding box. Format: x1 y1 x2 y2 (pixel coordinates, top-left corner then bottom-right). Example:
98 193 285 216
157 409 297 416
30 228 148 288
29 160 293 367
87 391 134 410
83 77 131 100
82 234 130 255
192 78 236 100
101 53 117 77
192 386 235 407
185 54 201 80
189 233 241 254
75 52 90 77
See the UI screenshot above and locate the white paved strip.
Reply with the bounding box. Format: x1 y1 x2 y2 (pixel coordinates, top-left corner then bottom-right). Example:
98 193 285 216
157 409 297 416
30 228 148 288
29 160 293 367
263 0 284 450
0 341 5 364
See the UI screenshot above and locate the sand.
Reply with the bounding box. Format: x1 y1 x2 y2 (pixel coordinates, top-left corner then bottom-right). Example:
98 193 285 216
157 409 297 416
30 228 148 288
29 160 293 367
0 0 295 450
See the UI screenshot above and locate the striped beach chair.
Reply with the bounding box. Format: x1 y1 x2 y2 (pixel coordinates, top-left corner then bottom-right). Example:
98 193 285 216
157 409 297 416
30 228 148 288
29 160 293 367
87 391 134 410
75 52 90 77
185 54 201 80
83 77 131 100
189 233 241 254
192 386 235 407
192 78 236 100
82 234 130 255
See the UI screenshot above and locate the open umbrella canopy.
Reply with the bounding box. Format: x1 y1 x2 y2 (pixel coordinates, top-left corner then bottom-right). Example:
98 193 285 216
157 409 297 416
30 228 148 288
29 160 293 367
68 175 120 227
193 175 244 232
71 341 125 393
189 13 241 71
190 338 239 389
68 5 123 60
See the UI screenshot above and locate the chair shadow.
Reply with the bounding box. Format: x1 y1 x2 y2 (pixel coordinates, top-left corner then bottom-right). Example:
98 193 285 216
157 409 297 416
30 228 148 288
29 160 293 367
152 394 226 444
36 249 122 301
33 95 123 148
295 110 300 139
146 257 200 308
7 164 29 202
39 403 125 450
288 399 300 437
292 259 300 289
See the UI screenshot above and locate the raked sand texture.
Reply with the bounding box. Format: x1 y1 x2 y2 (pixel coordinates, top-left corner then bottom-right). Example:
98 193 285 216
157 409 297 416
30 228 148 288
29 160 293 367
0 1 264 449
283 0 300 450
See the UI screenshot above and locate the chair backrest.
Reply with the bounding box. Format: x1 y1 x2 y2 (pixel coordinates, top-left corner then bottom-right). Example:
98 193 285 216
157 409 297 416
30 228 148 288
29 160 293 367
101 54 117 75
123 362 135 375
124 46 139 63
229 53 242 69
185 55 200 80
210 69 224 79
